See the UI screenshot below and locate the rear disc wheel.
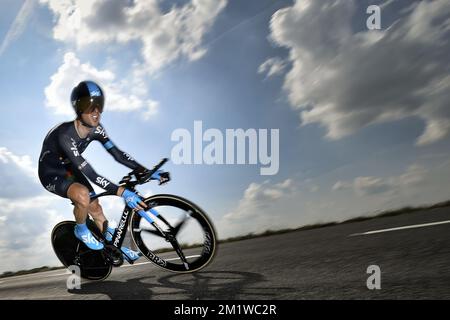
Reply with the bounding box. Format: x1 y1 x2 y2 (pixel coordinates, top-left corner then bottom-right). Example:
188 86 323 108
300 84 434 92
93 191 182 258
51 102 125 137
51 220 112 281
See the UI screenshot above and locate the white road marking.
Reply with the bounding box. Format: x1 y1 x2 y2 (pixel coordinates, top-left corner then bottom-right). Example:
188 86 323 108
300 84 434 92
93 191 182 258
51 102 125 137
350 220 450 237
121 261 152 268
166 254 201 261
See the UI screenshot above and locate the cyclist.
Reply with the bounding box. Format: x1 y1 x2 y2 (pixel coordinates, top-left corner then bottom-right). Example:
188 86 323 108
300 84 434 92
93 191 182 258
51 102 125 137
38 80 170 263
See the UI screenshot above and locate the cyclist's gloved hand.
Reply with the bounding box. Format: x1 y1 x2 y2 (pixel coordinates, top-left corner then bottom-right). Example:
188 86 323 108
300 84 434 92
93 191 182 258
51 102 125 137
121 189 146 210
151 170 171 185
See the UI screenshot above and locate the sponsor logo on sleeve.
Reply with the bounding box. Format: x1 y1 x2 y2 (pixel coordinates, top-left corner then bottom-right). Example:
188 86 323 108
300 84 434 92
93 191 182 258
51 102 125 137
95 126 108 139
123 152 135 161
96 177 110 188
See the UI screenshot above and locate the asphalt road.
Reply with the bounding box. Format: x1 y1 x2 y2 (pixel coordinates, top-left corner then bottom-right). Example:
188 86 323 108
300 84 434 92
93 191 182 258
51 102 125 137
1 206 450 300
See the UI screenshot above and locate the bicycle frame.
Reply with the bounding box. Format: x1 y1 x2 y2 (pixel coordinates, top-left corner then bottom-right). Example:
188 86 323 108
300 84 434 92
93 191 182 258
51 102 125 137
53 158 215 277
87 157 169 250
90 191 160 250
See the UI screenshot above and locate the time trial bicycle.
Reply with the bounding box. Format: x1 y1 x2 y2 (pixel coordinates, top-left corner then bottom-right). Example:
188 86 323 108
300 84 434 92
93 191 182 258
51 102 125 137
51 158 217 281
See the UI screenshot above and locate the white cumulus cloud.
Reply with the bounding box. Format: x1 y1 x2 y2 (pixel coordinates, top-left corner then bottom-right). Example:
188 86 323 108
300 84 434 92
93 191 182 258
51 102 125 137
258 57 287 78
0 147 41 198
333 164 427 197
267 0 450 145
39 0 227 73
0 195 68 273
44 52 159 117
218 160 450 240
219 179 297 237
0 147 36 180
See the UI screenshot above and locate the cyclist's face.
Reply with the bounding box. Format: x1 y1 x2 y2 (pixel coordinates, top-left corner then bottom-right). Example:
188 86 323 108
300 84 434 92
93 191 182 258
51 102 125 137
81 105 102 126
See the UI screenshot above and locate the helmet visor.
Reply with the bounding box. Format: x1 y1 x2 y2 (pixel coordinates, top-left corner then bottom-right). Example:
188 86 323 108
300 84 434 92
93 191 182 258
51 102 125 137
76 96 104 114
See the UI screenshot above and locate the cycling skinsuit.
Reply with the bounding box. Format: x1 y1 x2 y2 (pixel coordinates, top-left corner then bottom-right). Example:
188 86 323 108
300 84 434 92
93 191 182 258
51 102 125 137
38 121 143 198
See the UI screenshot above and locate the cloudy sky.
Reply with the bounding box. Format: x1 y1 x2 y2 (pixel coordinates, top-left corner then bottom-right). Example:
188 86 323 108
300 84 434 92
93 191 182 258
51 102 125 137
0 0 449 273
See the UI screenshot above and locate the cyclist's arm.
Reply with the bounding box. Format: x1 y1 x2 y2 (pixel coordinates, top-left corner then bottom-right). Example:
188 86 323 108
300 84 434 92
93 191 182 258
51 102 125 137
58 134 120 195
94 125 145 171
105 141 144 170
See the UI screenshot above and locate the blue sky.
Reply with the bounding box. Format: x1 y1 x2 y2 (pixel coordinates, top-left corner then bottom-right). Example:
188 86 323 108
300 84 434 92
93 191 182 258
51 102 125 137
0 0 449 273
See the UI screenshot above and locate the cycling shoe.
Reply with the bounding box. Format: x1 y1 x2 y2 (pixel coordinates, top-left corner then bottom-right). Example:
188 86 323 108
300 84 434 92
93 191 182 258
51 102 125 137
74 223 104 250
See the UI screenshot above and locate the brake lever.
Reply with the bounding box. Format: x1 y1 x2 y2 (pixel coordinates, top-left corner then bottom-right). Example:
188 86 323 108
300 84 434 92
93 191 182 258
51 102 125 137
123 158 169 187
119 174 132 185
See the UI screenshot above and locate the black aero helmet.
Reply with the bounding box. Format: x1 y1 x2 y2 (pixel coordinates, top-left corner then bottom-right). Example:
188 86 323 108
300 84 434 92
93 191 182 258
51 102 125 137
70 80 105 117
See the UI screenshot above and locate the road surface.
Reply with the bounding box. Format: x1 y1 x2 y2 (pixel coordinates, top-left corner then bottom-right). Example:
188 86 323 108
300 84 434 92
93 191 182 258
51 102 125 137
1 206 449 299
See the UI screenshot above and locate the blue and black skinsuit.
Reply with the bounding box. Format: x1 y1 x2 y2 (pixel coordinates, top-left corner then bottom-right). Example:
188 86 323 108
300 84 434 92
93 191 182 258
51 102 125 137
38 121 144 198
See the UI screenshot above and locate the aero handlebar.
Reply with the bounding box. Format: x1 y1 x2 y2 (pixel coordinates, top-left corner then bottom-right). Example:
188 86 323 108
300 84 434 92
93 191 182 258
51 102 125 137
90 158 169 201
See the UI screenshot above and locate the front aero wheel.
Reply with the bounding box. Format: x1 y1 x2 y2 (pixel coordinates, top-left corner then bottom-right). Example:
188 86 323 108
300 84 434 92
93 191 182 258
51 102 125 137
130 194 217 273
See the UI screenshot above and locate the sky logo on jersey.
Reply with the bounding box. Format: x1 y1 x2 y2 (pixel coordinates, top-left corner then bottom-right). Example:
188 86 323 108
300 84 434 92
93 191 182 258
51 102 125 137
95 126 108 139
70 138 80 157
96 177 110 188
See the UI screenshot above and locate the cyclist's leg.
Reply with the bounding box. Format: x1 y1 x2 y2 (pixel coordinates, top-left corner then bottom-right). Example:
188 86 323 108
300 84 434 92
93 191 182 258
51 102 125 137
67 182 104 250
70 169 109 233
67 182 91 224
39 164 72 198
88 199 109 234
40 165 92 224
40 165 103 249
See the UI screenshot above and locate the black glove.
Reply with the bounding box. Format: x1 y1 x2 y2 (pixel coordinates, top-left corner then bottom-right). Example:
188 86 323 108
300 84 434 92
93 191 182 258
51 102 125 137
134 167 152 183
134 167 170 185
158 171 171 185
